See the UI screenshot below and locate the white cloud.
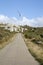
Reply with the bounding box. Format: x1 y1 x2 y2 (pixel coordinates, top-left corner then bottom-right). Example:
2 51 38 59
0 14 43 27
0 15 9 23
30 17 43 27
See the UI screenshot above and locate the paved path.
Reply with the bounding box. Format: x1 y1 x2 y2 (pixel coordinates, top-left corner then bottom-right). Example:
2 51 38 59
0 33 39 65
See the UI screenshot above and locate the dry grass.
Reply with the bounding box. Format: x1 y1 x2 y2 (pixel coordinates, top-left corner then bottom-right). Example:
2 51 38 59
23 25 43 65
24 38 43 65
0 34 15 49
0 27 16 49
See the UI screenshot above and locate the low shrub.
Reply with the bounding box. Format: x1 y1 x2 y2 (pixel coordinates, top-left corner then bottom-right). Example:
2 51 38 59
40 34 43 38
0 34 3 40
24 34 28 38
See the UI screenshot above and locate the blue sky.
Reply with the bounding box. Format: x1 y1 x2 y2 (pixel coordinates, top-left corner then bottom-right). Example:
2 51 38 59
0 0 43 27
0 0 43 19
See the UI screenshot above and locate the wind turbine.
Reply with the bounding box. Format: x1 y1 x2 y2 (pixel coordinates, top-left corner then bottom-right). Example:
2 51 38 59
17 10 22 31
17 10 22 20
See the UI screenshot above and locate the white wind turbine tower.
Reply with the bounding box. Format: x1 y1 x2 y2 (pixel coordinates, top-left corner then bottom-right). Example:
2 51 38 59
17 10 22 25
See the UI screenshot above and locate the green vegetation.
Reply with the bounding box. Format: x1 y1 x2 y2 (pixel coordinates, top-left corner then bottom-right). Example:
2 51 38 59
23 26 43 43
0 27 15 49
23 25 43 65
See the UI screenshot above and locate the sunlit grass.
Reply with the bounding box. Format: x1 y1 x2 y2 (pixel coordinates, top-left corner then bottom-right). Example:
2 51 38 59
0 27 15 49
23 26 43 65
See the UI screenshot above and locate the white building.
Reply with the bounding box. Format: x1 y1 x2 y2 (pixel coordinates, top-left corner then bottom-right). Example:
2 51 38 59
13 26 19 32
21 28 24 32
5 24 14 32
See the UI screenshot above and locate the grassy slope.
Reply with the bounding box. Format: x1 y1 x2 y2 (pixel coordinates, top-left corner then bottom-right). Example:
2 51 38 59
23 25 43 65
0 27 15 49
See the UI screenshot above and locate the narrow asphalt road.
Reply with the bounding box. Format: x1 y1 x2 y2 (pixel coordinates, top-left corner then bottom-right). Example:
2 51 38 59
0 33 39 65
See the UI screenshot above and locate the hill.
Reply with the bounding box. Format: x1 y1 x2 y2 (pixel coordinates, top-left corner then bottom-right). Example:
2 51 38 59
23 25 43 65
0 27 15 49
